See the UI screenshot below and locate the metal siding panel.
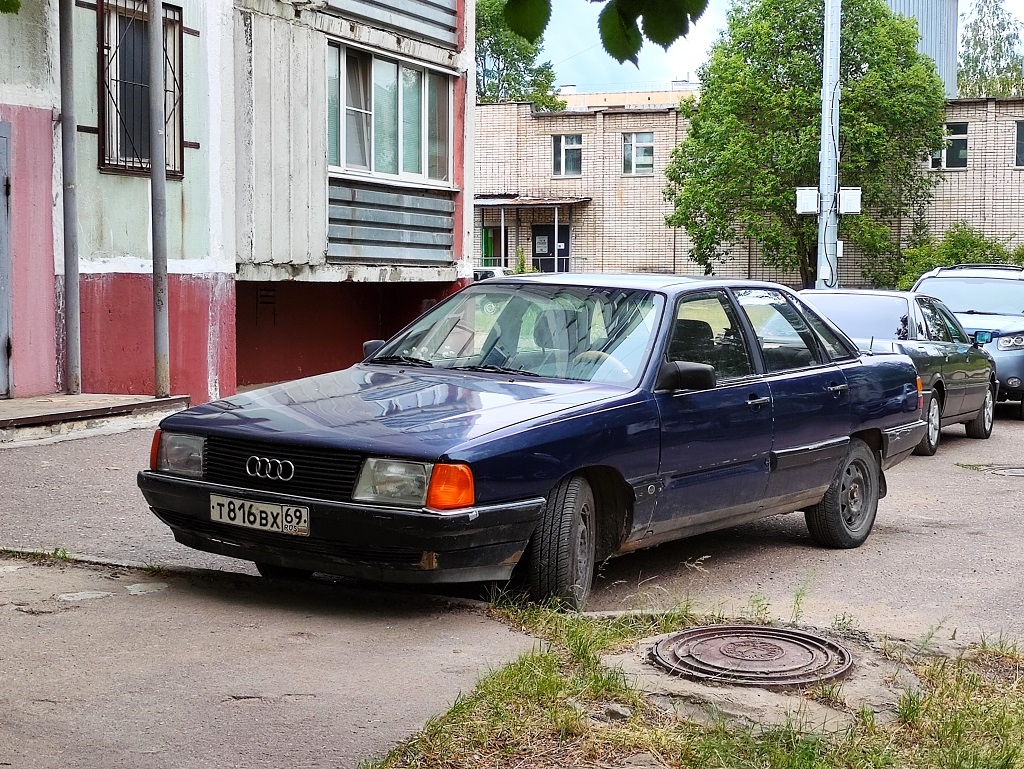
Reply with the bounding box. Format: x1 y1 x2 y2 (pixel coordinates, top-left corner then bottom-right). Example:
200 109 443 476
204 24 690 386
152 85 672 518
252 15 275 265
235 11 256 264
309 36 329 265
329 205 453 230
270 19 292 265
328 225 453 247
326 242 453 261
290 24 310 265
329 183 456 213
324 0 457 46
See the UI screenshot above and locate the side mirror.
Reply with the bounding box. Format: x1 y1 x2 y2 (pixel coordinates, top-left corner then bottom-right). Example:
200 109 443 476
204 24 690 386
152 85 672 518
656 361 717 392
973 331 993 346
363 339 386 358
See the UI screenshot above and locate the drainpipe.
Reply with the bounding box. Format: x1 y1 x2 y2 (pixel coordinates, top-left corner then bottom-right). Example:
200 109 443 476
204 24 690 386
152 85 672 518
59 0 81 394
149 0 170 397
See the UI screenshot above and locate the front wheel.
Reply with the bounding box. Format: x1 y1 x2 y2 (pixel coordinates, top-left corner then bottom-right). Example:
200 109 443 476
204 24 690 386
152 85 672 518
524 475 596 610
965 385 995 439
913 391 941 456
805 439 879 549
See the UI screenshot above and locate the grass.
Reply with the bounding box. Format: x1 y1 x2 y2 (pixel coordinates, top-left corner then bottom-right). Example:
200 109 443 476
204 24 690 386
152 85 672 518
1 546 73 563
362 597 1024 769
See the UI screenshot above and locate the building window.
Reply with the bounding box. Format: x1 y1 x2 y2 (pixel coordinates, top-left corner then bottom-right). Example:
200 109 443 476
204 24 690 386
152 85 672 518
1016 122 1024 168
552 134 582 176
932 122 968 170
98 0 184 176
481 226 509 266
327 44 452 183
622 132 654 174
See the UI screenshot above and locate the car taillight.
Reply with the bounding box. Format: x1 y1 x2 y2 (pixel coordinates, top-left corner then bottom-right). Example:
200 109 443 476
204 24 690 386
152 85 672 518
150 429 162 470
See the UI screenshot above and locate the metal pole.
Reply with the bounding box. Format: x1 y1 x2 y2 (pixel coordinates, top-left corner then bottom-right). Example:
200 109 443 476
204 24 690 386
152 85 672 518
499 207 506 268
149 0 170 396
553 205 559 273
815 0 841 289
59 0 82 394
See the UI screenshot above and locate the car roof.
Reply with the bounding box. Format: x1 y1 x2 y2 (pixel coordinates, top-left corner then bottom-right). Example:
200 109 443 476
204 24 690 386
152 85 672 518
803 288 918 300
482 272 793 294
919 264 1024 280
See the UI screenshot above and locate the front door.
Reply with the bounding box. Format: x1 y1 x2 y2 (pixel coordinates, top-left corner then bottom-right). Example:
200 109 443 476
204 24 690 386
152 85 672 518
531 224 570 273
0 123 11 398
917 297 966 416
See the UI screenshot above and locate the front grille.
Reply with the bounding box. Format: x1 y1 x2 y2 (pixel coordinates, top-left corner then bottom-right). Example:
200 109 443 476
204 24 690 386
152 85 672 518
158 511 423 566
204 436 363 502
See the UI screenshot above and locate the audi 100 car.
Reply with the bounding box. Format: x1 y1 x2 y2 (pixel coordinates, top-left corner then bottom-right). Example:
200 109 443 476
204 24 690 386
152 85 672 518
802 289 996 456
138 274 926 609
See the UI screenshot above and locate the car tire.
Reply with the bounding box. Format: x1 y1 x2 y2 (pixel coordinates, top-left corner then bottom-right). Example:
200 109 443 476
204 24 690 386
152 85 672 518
255 562 315 581
524 475 596 610
805 438 879 549
965 385 995 439
913 391 942 456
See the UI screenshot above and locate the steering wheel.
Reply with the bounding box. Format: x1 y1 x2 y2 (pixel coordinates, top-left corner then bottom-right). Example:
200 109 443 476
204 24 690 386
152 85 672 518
569 351 631 381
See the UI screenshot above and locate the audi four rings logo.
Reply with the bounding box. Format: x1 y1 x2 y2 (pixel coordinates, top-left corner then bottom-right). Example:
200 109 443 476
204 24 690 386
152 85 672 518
245 456 296 481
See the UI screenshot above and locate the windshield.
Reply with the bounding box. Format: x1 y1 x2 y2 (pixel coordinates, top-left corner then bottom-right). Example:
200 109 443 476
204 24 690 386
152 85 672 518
805 294 912 340
371 284 665 386
915 277 1024 316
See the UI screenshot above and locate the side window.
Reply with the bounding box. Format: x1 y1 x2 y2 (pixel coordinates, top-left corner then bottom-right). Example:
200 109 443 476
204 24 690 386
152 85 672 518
669 292 752 380
918 299 952 342
935 303 969 344
734 289 820 373
790 296 856 361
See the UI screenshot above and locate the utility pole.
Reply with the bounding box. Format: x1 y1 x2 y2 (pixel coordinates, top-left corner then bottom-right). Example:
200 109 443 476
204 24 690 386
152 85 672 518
149 0 170 397
59 0 82 394
815 0 842 288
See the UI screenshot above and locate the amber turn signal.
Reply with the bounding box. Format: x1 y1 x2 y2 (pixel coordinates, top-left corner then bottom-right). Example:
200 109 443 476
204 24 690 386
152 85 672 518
916 376 924 412
426 463 475 510
150 429 162 471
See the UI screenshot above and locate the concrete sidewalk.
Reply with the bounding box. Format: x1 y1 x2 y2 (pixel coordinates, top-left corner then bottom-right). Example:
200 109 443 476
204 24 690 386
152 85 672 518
0 556 536 769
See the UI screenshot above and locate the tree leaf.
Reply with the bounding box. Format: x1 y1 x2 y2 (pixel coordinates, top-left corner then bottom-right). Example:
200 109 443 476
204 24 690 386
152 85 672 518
641 0 692 48
599 1 643 64
0 0 21 13
503 0 551 43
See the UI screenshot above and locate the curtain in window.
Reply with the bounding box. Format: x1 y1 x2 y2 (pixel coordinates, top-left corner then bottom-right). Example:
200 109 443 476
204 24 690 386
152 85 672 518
427 72 449 181
327 46 341 166
373 59 399 174
622 134 633 174
401 67 423 175
345 51 371 170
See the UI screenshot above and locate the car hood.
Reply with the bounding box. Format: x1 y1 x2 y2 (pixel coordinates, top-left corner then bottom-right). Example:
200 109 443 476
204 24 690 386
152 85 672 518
160 365 626 459
953 313 1024 335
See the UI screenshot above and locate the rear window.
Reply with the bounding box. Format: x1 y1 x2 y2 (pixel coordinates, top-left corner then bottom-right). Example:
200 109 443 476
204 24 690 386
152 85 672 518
805 294 912 341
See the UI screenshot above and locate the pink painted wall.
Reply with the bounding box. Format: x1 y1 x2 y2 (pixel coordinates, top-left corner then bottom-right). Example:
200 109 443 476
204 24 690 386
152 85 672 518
80 272 236 404
0 104 58 397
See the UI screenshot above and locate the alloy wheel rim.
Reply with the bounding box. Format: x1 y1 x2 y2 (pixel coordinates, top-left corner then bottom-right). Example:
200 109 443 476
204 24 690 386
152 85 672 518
928 399 940 444
984 390 994 430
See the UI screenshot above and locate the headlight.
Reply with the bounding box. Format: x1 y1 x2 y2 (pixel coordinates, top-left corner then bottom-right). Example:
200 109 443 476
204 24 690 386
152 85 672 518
353 459 432 507
153 431 205 478
997 335 1024 350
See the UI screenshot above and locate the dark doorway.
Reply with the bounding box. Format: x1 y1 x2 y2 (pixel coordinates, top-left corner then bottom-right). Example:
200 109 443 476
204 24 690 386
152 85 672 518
531 224 570 273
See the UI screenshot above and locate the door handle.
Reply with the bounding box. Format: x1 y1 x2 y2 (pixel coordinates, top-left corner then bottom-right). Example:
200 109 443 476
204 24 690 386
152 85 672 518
827 383 849 397
747 395 771 408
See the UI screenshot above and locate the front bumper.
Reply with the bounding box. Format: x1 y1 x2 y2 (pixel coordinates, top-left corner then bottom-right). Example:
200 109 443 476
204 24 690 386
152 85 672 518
988 347 1024 401
137 471 545 584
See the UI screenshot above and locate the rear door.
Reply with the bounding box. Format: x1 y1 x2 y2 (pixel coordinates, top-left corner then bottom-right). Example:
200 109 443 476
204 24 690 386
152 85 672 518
917 297 966 416
734 288 852 510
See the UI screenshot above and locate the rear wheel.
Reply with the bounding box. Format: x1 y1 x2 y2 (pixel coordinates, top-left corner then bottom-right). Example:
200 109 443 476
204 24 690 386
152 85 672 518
255 562 314 581
965 385 995 439
913 391 942 456
805 439 879 549
524 475 596 610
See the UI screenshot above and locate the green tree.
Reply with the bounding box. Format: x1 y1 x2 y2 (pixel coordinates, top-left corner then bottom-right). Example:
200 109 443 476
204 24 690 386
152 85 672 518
1 0 20 12
958 0 1024 98
664 0 947 287
477 0 565 110
894 223 1024 289
503 0 709 65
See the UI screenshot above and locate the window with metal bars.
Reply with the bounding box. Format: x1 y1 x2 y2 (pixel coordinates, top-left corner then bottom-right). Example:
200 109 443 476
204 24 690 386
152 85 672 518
98 0 184 176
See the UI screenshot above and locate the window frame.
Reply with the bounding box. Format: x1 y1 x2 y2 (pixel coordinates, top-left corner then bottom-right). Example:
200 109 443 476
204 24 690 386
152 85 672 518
552 134 582 177
622 131 655 175
326 41 454 187
1016 121 1024 168
97 0 184 178
931 122 968 170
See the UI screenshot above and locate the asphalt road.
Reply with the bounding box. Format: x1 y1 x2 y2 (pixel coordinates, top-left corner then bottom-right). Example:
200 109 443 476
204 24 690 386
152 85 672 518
2 409 1022 765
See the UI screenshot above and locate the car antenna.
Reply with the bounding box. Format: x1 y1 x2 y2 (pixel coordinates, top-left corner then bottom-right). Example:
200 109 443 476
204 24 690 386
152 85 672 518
869 336 875 352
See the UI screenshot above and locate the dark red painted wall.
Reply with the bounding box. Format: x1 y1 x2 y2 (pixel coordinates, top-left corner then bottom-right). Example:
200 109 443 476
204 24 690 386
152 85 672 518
80 272 236 404
236 281 467 386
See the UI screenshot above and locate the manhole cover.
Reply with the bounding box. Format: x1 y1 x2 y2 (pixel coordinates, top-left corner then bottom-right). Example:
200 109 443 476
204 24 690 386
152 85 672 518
651 625 853 689
989 467 1024 477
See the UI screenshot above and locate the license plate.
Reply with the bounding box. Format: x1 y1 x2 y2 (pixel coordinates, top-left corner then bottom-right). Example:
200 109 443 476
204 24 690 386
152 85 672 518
209 495 310 537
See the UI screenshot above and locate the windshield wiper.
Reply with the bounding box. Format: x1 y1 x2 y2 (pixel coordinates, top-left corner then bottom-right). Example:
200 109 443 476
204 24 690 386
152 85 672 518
957 310 1017 316
370 355 434 368
450 364 540 377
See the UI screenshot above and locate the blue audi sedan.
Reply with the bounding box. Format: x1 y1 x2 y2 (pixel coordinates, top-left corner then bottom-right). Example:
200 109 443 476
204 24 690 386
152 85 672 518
139 274 925 609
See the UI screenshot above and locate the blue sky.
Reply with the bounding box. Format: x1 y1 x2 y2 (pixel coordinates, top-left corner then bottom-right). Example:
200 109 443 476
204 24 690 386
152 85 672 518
539 1 730 91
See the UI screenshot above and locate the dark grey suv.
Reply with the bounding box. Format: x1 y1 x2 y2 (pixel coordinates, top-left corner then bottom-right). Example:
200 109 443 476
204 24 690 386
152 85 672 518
913 265 1024 419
